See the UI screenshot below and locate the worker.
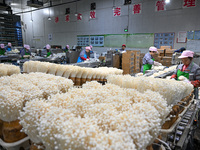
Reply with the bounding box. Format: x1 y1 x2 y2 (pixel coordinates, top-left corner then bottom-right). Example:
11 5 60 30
63 45 69 52
171 50 200 99
20 45 31 59
119 44 126 52
0 44 5 55
5 42 12 52
141 46 162 74
174 47 186 53
77 46 91 63
41 44 53 57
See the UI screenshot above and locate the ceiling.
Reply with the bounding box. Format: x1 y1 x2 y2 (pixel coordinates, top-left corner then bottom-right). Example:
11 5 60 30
2 0 68 12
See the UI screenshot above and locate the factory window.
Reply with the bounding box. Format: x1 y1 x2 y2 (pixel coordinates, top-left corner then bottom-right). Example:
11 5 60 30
77 35 104 47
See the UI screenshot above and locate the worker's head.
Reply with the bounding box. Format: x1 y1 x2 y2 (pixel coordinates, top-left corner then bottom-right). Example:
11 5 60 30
46 44 51 50
0 44 5 49
85 46 91 52
90 45 93 50
149 46 158 56
24 45 30 50
66 45 70 49
178 50 194 65
122 44 126 50
8 42 12 47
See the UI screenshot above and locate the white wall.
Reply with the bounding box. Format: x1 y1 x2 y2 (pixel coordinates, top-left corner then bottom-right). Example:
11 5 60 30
18 0 200 54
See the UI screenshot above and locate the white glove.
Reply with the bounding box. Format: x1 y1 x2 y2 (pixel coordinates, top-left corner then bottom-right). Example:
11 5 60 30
86 59 89 61
154 61 160 66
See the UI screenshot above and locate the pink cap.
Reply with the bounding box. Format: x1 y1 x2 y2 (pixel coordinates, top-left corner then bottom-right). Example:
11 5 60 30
178 50 194 58
90 45 93 49
149 46 158 52
8 42 12 47
85 46 91 51
66 45 69 49
24 45 30 50
46 44 51 49
0 44 5 49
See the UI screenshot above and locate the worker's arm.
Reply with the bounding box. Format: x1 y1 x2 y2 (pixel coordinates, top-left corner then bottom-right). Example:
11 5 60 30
171 68 179 79
145 54 154 65
191 68 200 87
80 57 87 60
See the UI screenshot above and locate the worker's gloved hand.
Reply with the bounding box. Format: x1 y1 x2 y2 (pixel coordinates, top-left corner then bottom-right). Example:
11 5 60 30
191 80 200 88
154 61 160 66
86 59 90 61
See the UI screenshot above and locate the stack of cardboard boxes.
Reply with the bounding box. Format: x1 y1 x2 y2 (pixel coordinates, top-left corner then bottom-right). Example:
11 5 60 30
156 46 175 67
122 50 141 74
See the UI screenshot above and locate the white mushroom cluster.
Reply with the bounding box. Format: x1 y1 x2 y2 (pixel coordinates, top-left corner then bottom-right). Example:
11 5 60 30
0 73 73 122
0 63 20 77
23 61 123 85
19 81 171 150
107 75 193 105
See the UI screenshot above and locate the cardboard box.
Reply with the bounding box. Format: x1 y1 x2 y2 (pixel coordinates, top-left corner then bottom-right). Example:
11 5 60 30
99 56 105 61
112 55 120 68
163 56 172 62
165 52 173 57
134 69 141 73
160 46 172 50
162 62 171 67
157 49 164 53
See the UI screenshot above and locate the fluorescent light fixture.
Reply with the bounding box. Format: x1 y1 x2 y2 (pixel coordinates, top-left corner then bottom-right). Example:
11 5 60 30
10 3 18 6
48 17 51 21
165 0 170 3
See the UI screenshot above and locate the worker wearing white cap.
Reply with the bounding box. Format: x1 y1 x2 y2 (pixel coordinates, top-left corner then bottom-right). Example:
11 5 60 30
141 46 162 74
5 42 12 52
20 44 31 59
171 50 200 98
77 46 91 63
0 44 5 55
41 44 53 57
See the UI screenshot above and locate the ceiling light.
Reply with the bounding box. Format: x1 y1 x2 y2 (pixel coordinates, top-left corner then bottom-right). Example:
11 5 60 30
165 0 170 4
48 17 51 21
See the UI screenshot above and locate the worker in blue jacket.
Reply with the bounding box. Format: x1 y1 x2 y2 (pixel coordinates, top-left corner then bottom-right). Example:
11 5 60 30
77 46 91 63
5 42 12 52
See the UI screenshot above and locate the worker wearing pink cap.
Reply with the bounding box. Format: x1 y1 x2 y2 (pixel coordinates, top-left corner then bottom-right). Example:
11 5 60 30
77 46 91 63
20 44 31 59
171 50 200 98
41 44 53 57
141 46 162 74
0 44 5 55
63 45 70 52
5 42 12 52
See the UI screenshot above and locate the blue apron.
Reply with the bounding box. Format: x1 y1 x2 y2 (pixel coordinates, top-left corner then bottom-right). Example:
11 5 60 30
6 47 12 51
77 53 87 63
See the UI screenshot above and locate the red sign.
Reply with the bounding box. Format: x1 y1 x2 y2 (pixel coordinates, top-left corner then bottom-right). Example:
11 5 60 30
77 13 82 21
113 7 121 17
156 0 166 12
90 10 96 19
55 16 59 23
183 0 196 8
133 3 142 14
65 15 70 22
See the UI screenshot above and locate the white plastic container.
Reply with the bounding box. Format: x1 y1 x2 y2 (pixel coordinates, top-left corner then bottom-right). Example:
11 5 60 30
0 137 30 150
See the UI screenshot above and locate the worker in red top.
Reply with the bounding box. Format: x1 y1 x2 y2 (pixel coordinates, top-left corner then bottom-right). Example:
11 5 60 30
171 50 200 99
77 46 91 63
